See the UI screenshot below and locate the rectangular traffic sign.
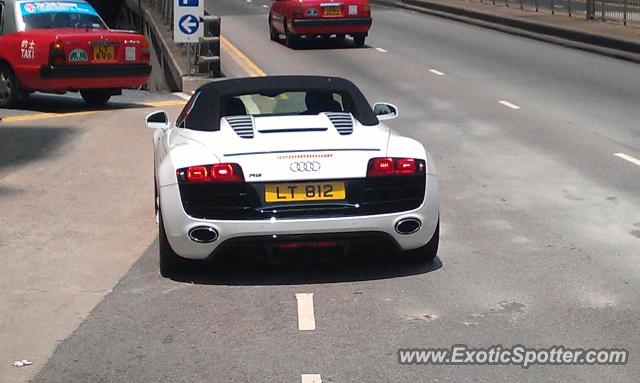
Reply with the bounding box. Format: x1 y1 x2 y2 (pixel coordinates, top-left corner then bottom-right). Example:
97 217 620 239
178 0 199 6
174 0 204 43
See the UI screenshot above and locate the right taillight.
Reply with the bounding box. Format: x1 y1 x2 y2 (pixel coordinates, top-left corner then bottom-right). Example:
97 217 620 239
363 2 371 17
177 163 245 183
48 40 65 65
367 157 426 177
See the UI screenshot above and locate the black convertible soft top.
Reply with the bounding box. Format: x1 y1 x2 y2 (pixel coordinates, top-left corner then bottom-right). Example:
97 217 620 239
178 75 379 131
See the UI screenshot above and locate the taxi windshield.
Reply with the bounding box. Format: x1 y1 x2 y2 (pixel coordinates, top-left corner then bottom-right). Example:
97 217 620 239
22 12 105 29
19 1 106 30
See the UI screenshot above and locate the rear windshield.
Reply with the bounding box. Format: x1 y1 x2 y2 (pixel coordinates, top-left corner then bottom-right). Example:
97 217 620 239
19 1 106 30
220 91 351 117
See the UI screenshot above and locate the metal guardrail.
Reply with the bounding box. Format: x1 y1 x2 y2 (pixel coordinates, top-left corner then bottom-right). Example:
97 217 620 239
140 0 221 76
479 0 640 25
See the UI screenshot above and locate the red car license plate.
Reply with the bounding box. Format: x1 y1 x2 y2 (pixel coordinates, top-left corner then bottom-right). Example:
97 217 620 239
323 6 342 16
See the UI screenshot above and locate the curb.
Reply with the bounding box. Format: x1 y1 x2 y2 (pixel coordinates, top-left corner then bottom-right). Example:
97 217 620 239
372 0 640 64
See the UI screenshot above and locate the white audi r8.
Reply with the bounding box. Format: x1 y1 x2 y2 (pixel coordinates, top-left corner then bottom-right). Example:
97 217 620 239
147 76 439 277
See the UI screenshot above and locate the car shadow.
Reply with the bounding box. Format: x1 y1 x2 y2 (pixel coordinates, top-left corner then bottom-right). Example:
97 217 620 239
5 93 152 114
283 37 373 51
0 125 75 171
168 249 443 286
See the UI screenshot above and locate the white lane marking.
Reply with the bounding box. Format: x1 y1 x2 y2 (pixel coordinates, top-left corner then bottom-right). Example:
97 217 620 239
429 69 445 76
295 293 316 331
499 100 521 110
301 374 322 383
375 47 387 53
262 4 268 7
173 92 191 101
614 153 640 167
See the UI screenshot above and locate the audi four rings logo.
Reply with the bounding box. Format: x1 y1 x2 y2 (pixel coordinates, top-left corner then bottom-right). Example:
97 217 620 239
290 161 321 172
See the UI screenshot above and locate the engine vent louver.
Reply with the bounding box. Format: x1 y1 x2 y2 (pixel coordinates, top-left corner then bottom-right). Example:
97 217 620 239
326 113 354 135
224 116 254 138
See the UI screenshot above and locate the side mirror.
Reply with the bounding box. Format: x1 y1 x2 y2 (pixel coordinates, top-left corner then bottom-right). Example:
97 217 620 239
145 110 170 130
373 102 399 121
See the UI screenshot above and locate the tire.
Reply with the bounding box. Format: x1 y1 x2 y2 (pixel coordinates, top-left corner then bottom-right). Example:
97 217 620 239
80 89 112 106
284 19 298 48
353 34 366 47
158 210 190 278
0 64 22 108
400 220 439 263
269 15 279 41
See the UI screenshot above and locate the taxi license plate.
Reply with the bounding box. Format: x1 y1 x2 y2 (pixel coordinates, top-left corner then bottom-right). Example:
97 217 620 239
93 46 115 61
265 182 345 202
323 6 342 16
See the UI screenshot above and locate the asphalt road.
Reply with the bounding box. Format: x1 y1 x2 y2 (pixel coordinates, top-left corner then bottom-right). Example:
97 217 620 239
3 1 640 382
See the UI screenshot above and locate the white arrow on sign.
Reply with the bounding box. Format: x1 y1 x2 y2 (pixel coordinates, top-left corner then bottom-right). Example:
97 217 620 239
179 14 199 34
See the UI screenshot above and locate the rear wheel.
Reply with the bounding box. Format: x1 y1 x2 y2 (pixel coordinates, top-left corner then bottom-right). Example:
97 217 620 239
80 89 112 106
400 220 439 263
0 65 22 108
284 19 298 48
353 34 366 47
159 210 190 278
269 15 279 41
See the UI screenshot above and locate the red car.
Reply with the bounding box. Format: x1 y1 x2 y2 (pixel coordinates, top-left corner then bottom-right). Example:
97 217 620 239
269 0 372 48
0 0 151 107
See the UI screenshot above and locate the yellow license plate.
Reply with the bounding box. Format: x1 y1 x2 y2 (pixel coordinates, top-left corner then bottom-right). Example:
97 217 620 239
323 6 342 15
93 46 115 61
265 182 345 202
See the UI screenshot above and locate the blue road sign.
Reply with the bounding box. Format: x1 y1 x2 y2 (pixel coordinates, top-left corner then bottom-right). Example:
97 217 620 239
178 0 199 6
178 14 199 35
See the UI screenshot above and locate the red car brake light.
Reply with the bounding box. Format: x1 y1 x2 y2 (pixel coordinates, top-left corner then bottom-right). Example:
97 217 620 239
178 163 244 183
48 40 65 65
367 158 426 176
362 2 371 17
293 6 304 18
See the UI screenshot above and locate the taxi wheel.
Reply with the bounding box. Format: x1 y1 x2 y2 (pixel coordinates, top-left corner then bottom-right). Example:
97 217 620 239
353 34 366 47
80 90 111 106
269 16 279 41
284 20 298 48
0 65 20 108
400 220 439 263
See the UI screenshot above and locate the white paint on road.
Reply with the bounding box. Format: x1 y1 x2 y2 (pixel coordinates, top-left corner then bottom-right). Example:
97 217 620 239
614 153 640 167
301 374 322 383
173 92 191 101
429 69 445 76
262 4 268 7
295 293 316 331
499 100 521 110
375 47 387 53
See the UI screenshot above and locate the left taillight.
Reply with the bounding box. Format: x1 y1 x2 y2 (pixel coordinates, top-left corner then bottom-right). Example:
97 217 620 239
177 163 244 183
367 157 426 177
48 40 65 65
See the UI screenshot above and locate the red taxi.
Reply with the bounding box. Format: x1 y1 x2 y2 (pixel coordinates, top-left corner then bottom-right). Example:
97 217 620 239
0 0 151 107
269 0 372 48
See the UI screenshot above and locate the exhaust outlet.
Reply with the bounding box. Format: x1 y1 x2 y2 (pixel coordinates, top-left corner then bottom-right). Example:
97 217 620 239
395 218 421 235
188 226 219 243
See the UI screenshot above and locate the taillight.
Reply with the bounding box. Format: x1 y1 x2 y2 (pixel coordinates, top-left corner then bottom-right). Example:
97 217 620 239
293 6 303 18
48 40 65 65
141 47 150 62
363 2 371 17
177 163 244 183
367 158 426 176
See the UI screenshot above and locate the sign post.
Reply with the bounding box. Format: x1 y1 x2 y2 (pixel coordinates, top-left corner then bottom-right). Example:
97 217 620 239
174 0 204 75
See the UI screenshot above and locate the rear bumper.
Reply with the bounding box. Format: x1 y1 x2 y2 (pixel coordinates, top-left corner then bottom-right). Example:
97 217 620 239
40 63 152 79
290 17 372 35
159 174 439 260
291 17 372 27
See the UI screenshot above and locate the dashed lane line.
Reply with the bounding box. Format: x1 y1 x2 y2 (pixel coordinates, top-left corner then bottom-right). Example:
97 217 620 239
295 293 316 331
301 374 322 383
614 152 640 167
429 68 445 76
375 47 387 53
499 100 521 110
